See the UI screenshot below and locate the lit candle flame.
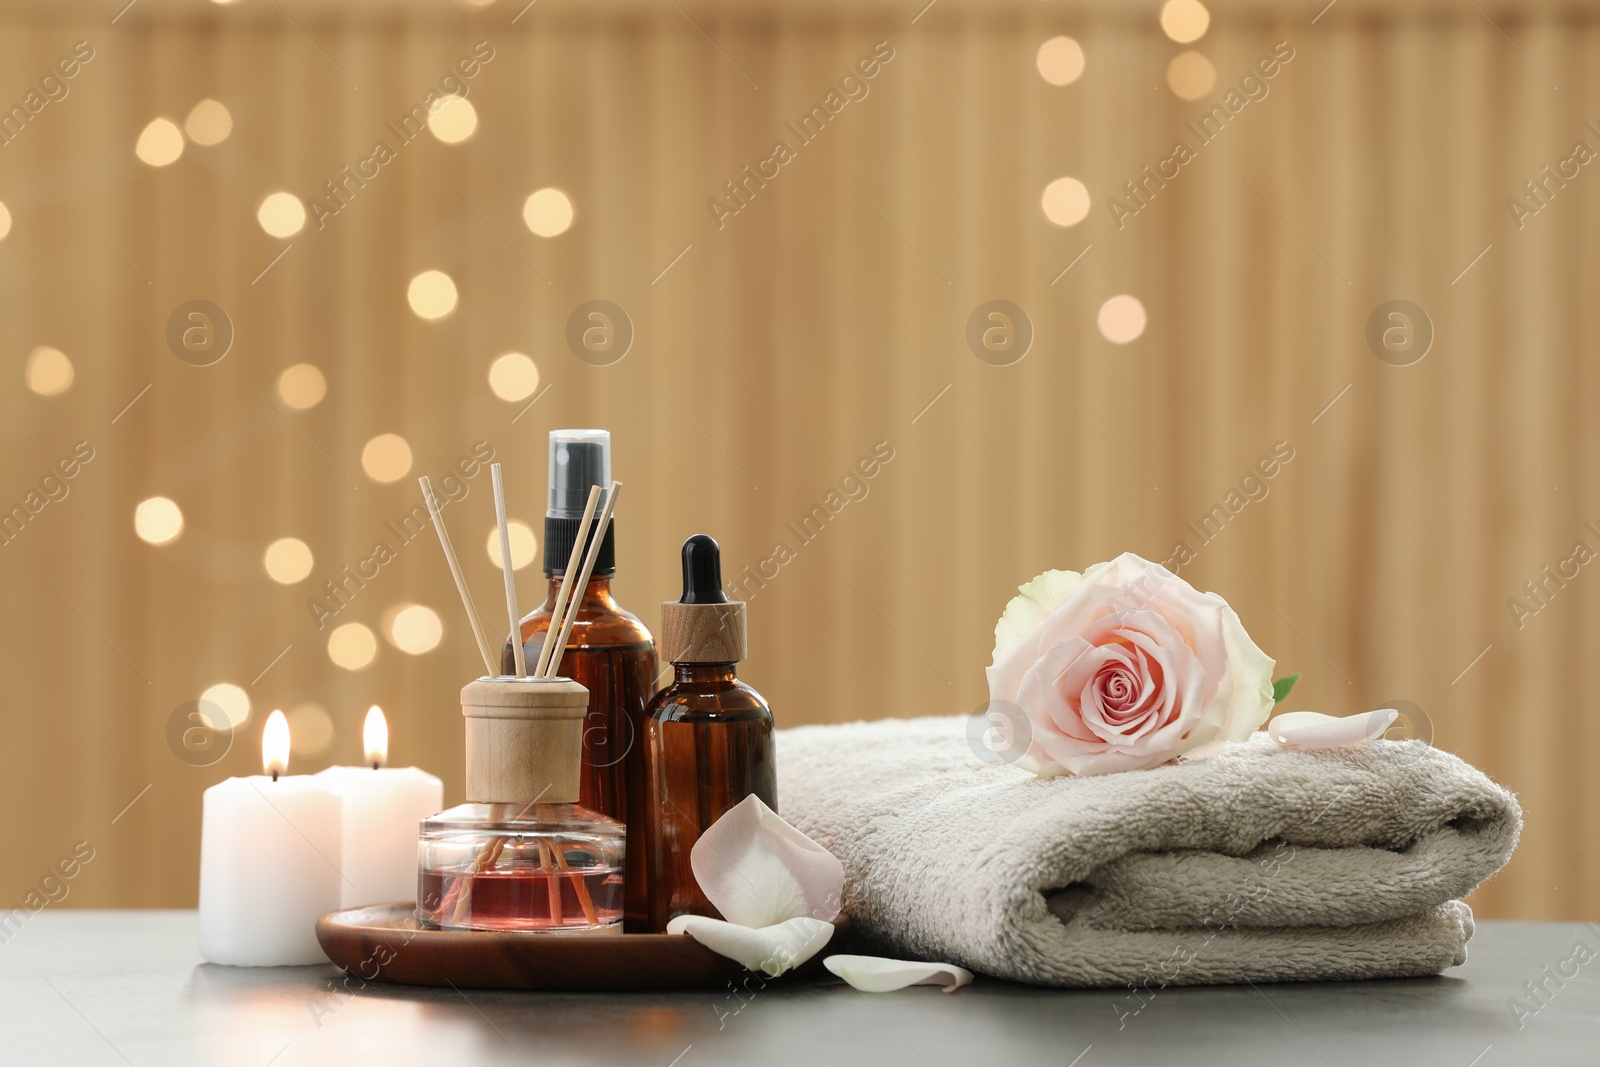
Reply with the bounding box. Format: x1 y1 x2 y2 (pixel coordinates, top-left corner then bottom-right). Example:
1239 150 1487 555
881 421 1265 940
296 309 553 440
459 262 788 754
364 705 388 769
262 710 290 780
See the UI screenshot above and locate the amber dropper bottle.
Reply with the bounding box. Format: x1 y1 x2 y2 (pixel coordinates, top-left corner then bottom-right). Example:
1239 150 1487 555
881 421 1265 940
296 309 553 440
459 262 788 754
644 534 777 932
502 429 659 932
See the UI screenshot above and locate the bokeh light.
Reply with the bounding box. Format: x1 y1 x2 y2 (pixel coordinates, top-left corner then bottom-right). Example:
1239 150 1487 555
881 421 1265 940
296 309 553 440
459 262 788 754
134 497 184 545
1167 51 1217 100
185 99 233 145
407 270 458 320
24 346 74 396
257 192 306 238
0 200 11 242
1160 0 1210 44
386 603 444 654
485 520 538 570
1041 177 1091 227
522 188 574 237
199 682 251 730
263 537 314 584
1097 295 1148 344
328 622 378 671
277 363 327 410
488 352 540 402
135 117 185 166
361 433 413 483
1035 37 1086 86
286 703 334 755
428 95 478 144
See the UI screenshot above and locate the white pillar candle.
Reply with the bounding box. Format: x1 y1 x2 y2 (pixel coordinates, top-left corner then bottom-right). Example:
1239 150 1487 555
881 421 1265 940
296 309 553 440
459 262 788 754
315 707 443 907
198 711 342 967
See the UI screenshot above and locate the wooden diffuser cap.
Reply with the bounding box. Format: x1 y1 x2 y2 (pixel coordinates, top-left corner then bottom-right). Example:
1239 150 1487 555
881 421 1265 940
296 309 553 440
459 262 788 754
460 677 588 805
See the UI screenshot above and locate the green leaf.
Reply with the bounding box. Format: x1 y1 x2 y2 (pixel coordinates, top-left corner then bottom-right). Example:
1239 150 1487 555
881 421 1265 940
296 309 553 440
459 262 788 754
1272 673 1302 704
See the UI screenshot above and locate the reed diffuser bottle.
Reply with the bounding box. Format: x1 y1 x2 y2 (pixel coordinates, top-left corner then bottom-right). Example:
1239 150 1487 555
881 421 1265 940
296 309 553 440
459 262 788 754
416 678 625 933
504 430 658 930
644 534 777 932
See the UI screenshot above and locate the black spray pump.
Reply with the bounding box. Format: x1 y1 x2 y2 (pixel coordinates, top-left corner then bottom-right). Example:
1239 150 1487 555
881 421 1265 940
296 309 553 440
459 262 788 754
678 534 727 605
543 429 616 576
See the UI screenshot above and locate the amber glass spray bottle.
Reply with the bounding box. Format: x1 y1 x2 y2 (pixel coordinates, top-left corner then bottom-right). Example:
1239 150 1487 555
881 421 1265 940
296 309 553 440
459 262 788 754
503 430 659 931
644 534 777 932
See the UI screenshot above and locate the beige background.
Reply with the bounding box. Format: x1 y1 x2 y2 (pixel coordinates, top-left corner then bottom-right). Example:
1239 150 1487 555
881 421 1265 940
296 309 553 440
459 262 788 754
0 0 1594 921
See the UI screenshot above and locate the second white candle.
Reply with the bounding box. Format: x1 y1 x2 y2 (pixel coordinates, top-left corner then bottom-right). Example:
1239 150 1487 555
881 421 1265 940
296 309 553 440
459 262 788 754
315 707 443 908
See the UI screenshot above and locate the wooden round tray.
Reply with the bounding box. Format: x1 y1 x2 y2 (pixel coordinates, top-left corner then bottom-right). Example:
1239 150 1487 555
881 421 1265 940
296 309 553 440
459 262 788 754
316 903 853 991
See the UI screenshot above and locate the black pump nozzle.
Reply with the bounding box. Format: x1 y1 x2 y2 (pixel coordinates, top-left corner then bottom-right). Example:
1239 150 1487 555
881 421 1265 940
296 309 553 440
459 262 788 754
679 535 727 604
543 429 617 577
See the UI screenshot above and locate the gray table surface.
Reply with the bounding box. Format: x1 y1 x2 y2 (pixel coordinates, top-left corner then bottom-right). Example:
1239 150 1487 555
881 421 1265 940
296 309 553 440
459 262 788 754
1 913 1596 1066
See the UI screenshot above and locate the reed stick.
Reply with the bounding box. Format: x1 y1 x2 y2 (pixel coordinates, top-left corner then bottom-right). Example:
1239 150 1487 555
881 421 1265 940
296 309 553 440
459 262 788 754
549 840 600 926
490 463 527 677
534 484 602 678
537 842 564 926
444 820 507 925
543 481 621 681
419 475 497 677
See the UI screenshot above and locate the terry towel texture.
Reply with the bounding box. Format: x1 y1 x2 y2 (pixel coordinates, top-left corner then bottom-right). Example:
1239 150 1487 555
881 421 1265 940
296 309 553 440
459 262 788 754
777 716 1521 988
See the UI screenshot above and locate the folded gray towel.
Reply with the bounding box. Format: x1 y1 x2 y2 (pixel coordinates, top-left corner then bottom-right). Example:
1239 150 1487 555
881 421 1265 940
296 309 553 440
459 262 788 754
777 716 1521 988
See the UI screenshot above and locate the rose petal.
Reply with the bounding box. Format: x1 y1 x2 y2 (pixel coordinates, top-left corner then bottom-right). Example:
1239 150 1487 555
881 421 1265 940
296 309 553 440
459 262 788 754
667 915 834 977
689 795 845 927
1016 636 1098 742
1268 709 1399 748
992 568 1084 663
823 954 974 993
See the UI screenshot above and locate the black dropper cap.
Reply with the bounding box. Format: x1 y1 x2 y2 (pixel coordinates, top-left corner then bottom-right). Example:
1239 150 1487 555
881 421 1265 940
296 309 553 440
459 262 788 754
679 534 727 604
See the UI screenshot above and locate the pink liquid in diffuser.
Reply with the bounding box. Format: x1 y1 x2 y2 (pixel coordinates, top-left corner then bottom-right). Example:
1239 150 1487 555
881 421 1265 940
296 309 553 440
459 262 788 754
418 867 623 932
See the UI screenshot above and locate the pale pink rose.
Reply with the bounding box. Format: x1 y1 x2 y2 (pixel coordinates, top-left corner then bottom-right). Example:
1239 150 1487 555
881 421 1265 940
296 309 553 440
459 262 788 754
986 553 1275 776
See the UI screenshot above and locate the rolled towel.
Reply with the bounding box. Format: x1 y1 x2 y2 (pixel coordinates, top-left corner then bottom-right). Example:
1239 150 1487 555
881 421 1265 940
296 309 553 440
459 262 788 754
777 716 1521 988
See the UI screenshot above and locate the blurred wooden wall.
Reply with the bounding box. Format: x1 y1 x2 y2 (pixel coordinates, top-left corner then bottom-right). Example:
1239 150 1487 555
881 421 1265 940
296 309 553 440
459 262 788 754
0 0 1595 920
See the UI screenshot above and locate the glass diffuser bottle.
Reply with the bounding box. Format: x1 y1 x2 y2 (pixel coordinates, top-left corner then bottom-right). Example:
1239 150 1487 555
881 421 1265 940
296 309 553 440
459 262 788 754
417 677 625 933
644 535 777 932
502 430 659 931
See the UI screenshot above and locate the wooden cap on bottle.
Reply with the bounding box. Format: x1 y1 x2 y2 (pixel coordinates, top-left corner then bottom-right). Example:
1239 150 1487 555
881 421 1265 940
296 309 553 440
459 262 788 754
460 677 588 805
659 601 747 664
